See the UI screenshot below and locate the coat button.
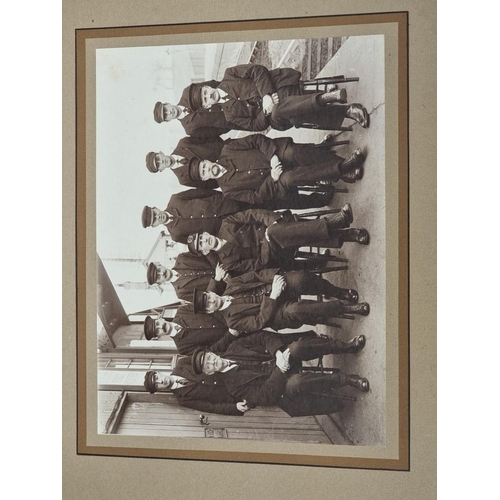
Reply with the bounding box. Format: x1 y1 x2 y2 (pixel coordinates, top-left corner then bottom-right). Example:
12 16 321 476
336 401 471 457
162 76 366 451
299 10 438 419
214 381 217 385
247 171 251 174
201 214 204 217
202 381 205 384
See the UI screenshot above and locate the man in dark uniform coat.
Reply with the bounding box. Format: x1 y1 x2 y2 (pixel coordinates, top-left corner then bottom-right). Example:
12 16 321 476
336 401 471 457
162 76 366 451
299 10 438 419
186 207 369 277
183 64 369 132
185 135 365 208
144 136 231 189
143 304 238 355
140 188 250 244
193 268 370 334
153 79 248 140
145 253 227 301
143 329 369 416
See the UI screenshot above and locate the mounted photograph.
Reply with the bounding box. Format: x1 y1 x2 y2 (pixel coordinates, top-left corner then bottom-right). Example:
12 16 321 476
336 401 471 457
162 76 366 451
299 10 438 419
76 12 408 469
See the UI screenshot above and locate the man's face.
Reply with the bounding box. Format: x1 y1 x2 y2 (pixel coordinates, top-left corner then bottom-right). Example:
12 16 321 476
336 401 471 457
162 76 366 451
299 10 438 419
162 103 182 122
152 317 174 339
154 264 173 284
201 86 220 109
153 371 174 390
198 160 221 181
155 152 175 172
204 291 224 314
202 351 230 374
197 232 217 255
151 208 169 227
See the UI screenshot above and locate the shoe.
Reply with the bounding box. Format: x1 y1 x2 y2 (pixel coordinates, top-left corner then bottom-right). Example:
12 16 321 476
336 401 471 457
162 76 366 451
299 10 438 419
338 288 358 303
344 334 366 353
339 147 366 175
342 302 370 316
326 84 338 92
341 167 364 183
324 209 351 229
346 104 370 128
322 88 348 104
341 203 354 225
344 228 370 244
346 374 370 392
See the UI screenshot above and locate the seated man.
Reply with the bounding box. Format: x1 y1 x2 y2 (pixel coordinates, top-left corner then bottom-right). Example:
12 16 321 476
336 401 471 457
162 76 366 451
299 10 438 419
186 134 365 208
140 188 250 244
182 64 369 132
186 207 369 276
145 253 227 301
143 329 369 417
145 136 230 189
192 268 369 333
143 303 239 355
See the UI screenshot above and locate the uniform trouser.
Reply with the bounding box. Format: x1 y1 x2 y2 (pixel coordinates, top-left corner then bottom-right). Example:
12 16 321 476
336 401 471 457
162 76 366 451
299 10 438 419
266 218 343 249
269 191 332 210
276 299 344 327
280 142 343 170
287 336 354 360
277 162 341 189
279 370 346 416
282 270 346 299
270 94 349 131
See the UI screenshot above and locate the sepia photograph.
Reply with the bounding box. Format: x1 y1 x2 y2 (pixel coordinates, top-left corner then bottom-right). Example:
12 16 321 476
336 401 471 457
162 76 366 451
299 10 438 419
77 13 408 468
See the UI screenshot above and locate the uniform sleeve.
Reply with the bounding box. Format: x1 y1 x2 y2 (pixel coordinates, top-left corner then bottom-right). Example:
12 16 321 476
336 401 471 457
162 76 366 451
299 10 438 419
178 395 244 416
223 64 276 96
228 296 279 333
240 368 287 407
223 177 278 206
224 109 269 132
224 134 278 162
222 209 281 227
175 188 225 202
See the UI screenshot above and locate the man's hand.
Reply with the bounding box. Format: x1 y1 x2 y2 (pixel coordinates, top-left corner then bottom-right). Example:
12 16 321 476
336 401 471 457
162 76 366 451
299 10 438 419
262 94 276 115
236 400 250 413
270 274 286 300
214 262 229 282
275 348 291 373
270 155 281 168
271 92 280 105
229 328 240 337
270 164 283 181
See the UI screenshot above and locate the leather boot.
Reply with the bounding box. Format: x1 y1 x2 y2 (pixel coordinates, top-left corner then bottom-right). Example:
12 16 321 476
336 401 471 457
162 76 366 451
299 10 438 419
345 374 370 392
336 288 359 303
342 335 366 353
341 167 364 183
324 203 353 230
346 103 370 128
319 88 348 104
341 302 370 316
341 228 370 245
339 147 366 175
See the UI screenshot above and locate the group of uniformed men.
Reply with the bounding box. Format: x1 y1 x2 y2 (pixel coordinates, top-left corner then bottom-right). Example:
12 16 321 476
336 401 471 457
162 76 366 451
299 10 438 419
138 63 372 418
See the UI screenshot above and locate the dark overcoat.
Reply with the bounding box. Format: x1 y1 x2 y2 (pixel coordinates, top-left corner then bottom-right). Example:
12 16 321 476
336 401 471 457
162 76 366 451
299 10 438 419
164 188 248 244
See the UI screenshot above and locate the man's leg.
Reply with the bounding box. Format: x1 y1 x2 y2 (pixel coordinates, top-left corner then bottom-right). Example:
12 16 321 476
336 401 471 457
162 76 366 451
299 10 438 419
286 334 366 360
284 371 369 398
270 94 349 130
283 270 357 301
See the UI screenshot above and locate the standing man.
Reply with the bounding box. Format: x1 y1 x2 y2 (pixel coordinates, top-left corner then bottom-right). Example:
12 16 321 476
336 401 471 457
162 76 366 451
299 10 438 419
145 254 228 301
153 79 247 140
142 304 238 355
182 64 369 132
140 188 251 244
144 136 230 189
